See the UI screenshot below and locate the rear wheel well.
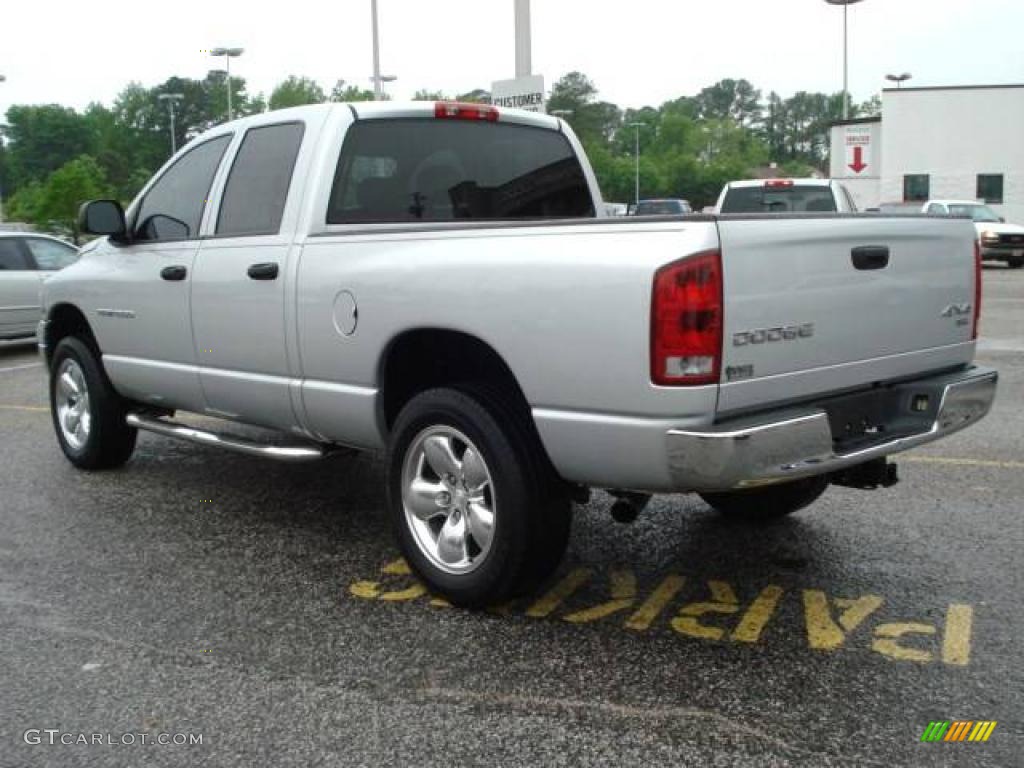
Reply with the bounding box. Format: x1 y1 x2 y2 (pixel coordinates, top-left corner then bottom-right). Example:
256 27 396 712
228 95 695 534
45 304 98 365
380 330 532 430
378 327 570 497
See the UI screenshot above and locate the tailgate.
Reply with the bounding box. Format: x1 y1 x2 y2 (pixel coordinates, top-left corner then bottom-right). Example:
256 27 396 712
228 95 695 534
716 215 977 414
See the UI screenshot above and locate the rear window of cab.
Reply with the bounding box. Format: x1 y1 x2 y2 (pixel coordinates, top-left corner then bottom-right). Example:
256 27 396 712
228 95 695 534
327 119 594 224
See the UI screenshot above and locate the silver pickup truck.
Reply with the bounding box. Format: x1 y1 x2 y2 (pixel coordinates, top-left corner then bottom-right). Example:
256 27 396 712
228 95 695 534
40 101 997 606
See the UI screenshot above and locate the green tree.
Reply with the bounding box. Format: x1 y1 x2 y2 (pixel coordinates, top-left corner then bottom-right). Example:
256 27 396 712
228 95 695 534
270 76 327 110
858 94 882 118
330 80 380 102
5 182 45 224
694 79 763 129
456 88 491 104
413 89 449 101
12 156 112 242
548 72 621 146
1 105 93 195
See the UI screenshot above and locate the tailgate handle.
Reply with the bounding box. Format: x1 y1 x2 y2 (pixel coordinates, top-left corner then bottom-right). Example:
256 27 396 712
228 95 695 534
851 246 890 270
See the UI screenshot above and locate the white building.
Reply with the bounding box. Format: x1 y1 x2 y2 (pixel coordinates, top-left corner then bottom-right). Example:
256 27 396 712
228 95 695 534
830 84 1024 224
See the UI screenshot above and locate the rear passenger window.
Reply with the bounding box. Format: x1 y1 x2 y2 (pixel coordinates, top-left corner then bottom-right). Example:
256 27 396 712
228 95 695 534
25 238 78 270
327 119 594 224
0 239 30 269
217 122 305 236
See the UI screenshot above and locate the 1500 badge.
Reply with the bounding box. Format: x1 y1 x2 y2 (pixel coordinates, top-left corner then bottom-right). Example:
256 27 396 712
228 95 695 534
733 323 815 347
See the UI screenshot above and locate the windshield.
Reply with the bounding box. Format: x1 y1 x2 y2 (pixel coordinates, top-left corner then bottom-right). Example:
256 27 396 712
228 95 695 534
720 185 837 214
948 204 1000 223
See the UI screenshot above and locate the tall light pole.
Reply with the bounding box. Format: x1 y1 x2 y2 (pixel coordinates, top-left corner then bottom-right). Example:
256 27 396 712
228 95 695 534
628 121 646 208
158 93 184 155
514 0 532 77
886 72 912 89
825 0 865 120
369 0 397 100
209 47 244 121
0 74 6 222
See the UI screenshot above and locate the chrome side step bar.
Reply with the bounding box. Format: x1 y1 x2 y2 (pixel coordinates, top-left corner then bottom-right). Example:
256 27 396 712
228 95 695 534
126 412 327 463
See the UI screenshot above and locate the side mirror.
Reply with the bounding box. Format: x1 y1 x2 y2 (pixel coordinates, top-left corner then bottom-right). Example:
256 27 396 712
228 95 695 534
78 200 126 237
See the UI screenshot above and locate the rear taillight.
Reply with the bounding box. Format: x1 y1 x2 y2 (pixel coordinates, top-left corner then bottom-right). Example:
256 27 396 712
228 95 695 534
651 250 723 386
434 102 499 122
973 240 982 340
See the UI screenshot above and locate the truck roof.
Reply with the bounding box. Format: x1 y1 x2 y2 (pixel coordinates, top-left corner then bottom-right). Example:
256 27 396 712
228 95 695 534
350 100 561 131
219 100 562 133
724 178 835 189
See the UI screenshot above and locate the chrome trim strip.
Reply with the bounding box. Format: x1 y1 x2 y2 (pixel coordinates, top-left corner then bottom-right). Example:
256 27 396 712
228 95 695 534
666 367 998 491
126 412 327 463
103 355 378 397
0 306 39 312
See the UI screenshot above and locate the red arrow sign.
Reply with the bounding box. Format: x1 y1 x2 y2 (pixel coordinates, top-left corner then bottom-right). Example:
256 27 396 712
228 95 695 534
849 146 868 174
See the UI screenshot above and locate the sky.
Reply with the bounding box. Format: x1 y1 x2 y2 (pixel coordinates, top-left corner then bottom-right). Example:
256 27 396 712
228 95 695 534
1 0 1022 118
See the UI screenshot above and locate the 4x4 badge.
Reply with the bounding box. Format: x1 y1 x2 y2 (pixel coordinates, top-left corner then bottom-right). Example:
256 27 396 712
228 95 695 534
940 303 972 318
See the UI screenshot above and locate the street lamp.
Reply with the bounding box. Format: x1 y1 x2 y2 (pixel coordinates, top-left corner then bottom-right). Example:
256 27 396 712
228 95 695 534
550 109 573 119
628 121 647 208
209 47 244 121
369 0 397 100
824 0 865 120
886 72 913 89
0 75 5 221
158 93 184 155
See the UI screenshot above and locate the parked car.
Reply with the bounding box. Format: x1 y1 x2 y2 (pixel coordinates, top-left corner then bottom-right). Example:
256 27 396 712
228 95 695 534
876 202 923 214
602 202 629 217
632 198 693 216
716 179 858 214
40 101 996 606
923 199 1024 269
0 233 79 340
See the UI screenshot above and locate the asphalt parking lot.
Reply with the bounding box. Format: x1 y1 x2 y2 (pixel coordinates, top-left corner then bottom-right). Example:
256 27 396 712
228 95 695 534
1 267 1022 767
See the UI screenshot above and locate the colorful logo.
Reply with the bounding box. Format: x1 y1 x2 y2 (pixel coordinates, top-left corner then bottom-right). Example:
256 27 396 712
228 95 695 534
921 721 997 742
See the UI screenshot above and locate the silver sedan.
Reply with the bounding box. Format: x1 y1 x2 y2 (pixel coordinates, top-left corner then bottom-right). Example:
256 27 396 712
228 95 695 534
0 233 79 340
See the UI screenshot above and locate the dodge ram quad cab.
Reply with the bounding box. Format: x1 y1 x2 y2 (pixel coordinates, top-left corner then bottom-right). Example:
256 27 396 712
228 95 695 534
40 101 997 606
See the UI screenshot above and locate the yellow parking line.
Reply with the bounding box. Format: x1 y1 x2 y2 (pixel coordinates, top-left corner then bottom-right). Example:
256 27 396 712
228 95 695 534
942 604 973 667
903 455 1024 470
525 568 591 619
0 404 49 413
625 575 685 631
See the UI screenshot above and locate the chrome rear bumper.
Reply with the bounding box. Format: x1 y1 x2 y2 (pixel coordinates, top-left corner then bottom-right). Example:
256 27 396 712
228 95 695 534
666 366 997 492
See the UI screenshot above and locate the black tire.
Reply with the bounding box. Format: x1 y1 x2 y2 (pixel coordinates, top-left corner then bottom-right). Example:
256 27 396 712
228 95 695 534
49 336 137 470
386 386 571 608
699 476 829 522
1008 258 1024 269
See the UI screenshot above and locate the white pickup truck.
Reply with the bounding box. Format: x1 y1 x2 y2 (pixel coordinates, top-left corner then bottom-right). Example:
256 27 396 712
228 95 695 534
41 101 997 606
716 178 858 214
922 199 1024 269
